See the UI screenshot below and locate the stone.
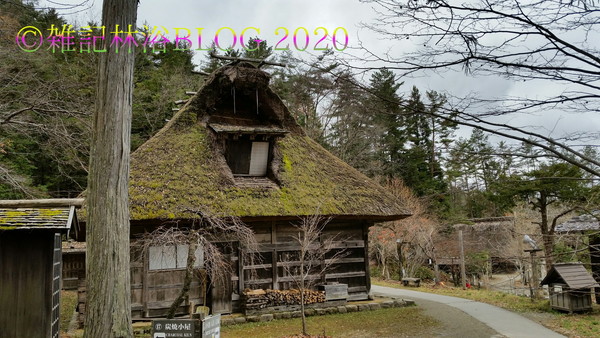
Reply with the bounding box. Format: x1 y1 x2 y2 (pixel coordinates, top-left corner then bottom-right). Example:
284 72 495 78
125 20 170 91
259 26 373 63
325 307 338 314
304 308 316 317
381 301 394 308
315 308 326 315
357 304 370 312
247 316 260 322
291 311 302 318
282 312 292 319
345 305 358 312
260 314 274 322
337 306 347 314
221 318 235 326
403 299 416 306
234 317 247 324
369 303 381 310
273 312 284 320
393 299 406 307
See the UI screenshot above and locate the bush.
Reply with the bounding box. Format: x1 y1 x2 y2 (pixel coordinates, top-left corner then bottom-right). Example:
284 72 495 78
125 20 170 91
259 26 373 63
415 266 435 281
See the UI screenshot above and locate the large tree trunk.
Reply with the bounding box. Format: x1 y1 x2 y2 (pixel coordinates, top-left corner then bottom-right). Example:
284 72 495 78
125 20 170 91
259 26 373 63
84 1 137 337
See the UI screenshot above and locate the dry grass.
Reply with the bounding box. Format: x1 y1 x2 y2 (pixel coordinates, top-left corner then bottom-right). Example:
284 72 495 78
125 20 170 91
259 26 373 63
60 290 78 333
221 307 438 338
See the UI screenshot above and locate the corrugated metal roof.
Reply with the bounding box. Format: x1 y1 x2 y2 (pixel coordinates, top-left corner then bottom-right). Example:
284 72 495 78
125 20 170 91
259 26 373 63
0 206 75 231
555 212 600 233
541 263 600 289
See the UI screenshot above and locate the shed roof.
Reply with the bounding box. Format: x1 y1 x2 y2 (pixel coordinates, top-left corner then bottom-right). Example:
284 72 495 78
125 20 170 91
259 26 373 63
126 63 411 221
541 263 600 289
555 212 600 233
0 206 76 232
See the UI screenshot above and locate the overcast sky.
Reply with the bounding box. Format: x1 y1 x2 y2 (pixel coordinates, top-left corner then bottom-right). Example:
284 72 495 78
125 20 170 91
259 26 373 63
37 0 599 144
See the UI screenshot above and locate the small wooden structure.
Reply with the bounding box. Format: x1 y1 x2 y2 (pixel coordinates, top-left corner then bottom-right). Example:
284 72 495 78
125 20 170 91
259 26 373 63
541 263 599 313
0 199 81 338
555 212 600 303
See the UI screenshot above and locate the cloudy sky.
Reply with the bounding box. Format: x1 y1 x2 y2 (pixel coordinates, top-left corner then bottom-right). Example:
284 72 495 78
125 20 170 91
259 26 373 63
37 0 598 144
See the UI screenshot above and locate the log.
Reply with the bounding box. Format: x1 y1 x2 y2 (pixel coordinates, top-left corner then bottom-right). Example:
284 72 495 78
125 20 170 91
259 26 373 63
0 198 84 208
242 288 325 309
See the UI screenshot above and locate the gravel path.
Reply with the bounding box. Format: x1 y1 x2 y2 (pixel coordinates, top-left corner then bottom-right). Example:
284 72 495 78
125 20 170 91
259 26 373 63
372 285 565 338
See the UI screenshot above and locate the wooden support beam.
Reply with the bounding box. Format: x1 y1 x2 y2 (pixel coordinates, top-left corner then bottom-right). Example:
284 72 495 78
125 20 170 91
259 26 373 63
192 70 211 76
272 249 278 290
0 198 84 208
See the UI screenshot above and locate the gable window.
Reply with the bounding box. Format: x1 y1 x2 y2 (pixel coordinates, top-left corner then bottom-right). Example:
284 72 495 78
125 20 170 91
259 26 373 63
148 245 204 271
226 138 270 176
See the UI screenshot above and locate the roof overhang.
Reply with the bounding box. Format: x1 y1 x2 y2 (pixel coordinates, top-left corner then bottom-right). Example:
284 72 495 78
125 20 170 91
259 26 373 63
0 204 79 234
209 123 288 136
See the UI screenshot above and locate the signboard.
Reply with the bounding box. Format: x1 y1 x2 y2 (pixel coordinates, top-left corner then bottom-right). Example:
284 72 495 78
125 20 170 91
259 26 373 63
152 319 197 338
202 314 221 338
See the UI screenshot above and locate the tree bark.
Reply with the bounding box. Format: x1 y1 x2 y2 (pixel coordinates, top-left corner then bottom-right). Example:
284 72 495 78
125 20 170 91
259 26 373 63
538 193 554 271
84 1 137 337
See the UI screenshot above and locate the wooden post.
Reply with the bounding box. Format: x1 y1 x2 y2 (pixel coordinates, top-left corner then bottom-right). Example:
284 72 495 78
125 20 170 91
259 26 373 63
272 249 278 290
525 248 543 300
459 230 467 289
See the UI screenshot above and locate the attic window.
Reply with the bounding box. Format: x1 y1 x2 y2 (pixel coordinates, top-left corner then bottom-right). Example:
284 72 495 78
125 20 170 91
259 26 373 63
226 138 270 176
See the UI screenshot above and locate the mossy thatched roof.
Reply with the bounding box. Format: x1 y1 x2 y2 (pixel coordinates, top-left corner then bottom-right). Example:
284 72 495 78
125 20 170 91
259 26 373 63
128 63 410 221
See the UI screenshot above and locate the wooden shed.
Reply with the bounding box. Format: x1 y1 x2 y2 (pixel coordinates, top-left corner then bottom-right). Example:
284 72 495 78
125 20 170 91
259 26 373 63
555 212 600 303
0 199 80 338
73 62 411 319
541 263 599 313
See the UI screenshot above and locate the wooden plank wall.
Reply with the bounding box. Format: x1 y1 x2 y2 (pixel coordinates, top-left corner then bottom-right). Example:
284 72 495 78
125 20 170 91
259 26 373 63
0 232 53 337
130 247 205 318
62 252 85 290
241 220 371 301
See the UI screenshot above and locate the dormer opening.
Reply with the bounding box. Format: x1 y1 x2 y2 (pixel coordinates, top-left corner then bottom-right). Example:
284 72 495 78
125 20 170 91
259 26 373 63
225 136 270 177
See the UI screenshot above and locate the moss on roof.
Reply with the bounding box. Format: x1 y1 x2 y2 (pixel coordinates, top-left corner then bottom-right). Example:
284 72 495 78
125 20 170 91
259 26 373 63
128 64 410 220
0 207 73 230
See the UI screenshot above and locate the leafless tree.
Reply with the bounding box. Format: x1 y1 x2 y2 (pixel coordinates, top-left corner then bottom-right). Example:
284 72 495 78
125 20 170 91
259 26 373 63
137 210 257 319
328 0 600 176
370 179 438 281
279 214 347 336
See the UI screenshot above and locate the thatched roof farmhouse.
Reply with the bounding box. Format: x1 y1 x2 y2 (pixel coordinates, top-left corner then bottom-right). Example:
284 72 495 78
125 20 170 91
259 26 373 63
74 62 410 319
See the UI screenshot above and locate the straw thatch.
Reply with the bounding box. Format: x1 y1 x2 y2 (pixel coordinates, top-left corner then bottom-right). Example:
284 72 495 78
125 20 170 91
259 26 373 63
127 63 410 221
555 212 600 233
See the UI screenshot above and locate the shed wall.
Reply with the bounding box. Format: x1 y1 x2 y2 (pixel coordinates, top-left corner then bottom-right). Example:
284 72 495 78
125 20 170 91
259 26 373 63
0 231 54 337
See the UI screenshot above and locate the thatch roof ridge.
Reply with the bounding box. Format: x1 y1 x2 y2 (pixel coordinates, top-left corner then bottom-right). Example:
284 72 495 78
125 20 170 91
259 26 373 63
127 63 410 221
555 211 600 233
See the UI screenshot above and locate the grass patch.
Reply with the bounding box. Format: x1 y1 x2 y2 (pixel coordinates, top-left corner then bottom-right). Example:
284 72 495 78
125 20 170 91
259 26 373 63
221 307 438 338
60 290 78 333
550 310 600 337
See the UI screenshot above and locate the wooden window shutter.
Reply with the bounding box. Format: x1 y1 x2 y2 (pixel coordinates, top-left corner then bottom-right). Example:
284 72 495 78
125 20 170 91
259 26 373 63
249 141 269 176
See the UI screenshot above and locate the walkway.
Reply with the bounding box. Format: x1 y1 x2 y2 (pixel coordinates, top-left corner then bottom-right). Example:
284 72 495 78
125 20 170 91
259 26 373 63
371 285 565 338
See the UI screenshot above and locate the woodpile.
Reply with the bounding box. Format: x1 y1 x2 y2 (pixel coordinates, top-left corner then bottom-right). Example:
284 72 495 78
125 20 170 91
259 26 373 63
243 288 326 310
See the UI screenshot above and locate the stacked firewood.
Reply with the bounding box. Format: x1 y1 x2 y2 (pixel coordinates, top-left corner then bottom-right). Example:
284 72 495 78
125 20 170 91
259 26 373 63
243 288 326 309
